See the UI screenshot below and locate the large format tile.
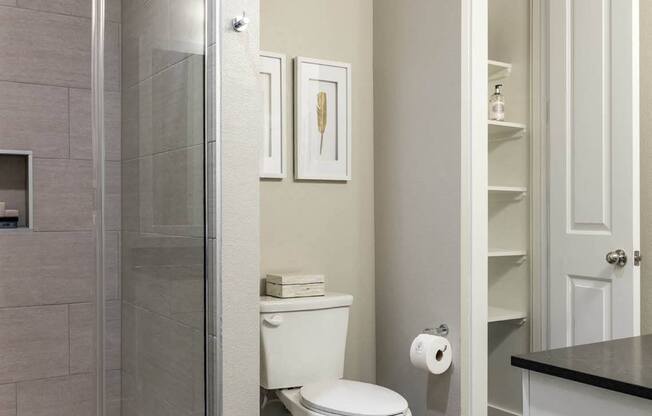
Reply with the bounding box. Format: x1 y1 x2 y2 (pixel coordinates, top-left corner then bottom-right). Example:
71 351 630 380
121 83 147 160
0 306 68 384
150 146 203 237
150 56 204 154
0 81 69 158
0 7 91 88
105 370 121 416
69 89 121 161
16 373 95 416
69 301 121 374
120 158 140 232
122 231 204 327
34 158 93 231
123 56 203 159
105 300 121 370
121 148 203 237
17 0 120 21
106 161 121 231
122 0 189 88
17 0 92 17
123 262 204 329
105 231 120 300
121 305 203 415
105 21 121 92
68 303 93 375
0 232 94 307
0 383 15 416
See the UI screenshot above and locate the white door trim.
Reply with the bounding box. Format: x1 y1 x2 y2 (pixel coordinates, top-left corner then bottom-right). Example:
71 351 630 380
460 0 488 414
530 0 549 352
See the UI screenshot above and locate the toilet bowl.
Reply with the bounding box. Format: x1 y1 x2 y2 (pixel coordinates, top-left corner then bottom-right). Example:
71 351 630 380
277 379 411 416
260 293 411 416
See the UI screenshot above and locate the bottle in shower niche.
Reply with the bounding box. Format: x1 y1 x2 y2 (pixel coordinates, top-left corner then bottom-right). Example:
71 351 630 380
489 84 505 121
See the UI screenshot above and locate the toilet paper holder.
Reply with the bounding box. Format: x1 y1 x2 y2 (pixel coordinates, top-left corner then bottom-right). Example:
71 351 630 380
423 323 449 337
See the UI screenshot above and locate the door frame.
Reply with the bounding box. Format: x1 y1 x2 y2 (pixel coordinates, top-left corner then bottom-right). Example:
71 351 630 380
460 0 488 414
530 0 549 352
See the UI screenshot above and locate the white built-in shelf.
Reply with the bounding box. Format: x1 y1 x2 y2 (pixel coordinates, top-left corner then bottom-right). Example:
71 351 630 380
488 249 527 258
488 306 528 324
488 403 522 416
488 120 527 141
488 60 513 81
488 186 527 199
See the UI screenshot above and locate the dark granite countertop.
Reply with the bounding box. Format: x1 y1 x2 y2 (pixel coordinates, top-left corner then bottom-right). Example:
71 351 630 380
512 335 652 400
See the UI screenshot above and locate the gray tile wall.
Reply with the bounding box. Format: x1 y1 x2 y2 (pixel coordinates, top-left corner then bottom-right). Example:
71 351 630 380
0 2 121 415
121 0 205 415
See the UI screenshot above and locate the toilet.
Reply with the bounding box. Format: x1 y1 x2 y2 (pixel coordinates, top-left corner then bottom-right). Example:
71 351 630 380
260 293 411 416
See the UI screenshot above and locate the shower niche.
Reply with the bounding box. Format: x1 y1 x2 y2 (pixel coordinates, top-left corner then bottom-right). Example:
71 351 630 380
0 151 32 229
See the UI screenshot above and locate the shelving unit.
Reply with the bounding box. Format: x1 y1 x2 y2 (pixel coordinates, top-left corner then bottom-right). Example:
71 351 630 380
488 186 527 199
488 249 527 258
488 403 522 416
488 306 527 324
488 60 513 81
487 7 531 411
488 120 527 141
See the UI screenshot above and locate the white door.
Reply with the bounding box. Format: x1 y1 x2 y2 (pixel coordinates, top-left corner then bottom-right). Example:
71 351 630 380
548 0 640 348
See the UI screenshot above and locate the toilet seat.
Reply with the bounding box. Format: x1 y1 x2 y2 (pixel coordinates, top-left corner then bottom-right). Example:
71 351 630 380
299 379 409 416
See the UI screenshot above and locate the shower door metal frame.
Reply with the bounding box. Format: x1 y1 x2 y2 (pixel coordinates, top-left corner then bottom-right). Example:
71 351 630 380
90 0 106 414
206 0 222 415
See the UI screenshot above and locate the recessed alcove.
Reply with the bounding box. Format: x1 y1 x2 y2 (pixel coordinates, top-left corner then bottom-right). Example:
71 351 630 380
0 151 33 229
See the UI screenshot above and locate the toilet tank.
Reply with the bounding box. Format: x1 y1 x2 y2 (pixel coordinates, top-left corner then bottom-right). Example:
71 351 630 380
260 293 353 390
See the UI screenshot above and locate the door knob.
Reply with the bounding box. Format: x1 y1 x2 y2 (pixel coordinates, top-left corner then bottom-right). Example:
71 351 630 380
606 249 627 267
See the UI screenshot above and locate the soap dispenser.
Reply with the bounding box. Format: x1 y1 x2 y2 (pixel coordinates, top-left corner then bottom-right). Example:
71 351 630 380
489 84 505 121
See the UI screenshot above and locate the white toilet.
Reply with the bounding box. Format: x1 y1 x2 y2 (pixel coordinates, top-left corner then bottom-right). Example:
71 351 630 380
260 293 411 416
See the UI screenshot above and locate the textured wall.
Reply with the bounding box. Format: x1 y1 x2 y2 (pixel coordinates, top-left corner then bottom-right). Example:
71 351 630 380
259 0 376 383
374 1 462 415
0 1 121 415
120 0 205 415
641 2 652 334
220 0 262 415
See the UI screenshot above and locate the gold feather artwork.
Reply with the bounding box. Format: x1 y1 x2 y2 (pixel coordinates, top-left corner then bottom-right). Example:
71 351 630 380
316 91 328 154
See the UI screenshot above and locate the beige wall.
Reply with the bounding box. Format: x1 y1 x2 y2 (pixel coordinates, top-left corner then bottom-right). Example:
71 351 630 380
259 0 376 383
641 1 652 334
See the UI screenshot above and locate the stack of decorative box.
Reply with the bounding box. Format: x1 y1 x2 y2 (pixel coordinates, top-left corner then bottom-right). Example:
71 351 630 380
0 202 18 229
265 273 326 298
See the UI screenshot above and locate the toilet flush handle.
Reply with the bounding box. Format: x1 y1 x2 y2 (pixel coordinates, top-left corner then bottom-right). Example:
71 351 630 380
263 314 283 327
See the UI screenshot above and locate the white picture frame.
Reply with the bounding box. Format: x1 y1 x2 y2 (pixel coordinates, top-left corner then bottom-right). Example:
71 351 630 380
259 52 287 179
295 57 352 181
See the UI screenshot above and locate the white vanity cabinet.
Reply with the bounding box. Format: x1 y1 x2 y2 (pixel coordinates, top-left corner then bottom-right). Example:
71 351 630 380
521 371 652 416
514 335 652 416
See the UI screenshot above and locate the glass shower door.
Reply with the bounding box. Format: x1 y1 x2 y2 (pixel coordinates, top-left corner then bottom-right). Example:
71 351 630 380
117 0 207 415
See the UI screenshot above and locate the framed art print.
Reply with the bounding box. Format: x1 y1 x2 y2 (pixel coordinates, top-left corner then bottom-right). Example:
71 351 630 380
259 52 287 178
295 57 352 181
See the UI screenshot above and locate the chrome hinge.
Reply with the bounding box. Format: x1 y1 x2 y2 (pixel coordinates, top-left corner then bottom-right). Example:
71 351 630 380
635 250 642 266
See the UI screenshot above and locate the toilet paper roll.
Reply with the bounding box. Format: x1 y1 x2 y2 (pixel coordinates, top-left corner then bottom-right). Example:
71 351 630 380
409 334 452 375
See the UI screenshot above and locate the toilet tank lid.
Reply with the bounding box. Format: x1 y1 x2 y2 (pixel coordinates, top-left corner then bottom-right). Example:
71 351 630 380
260 293 353 313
